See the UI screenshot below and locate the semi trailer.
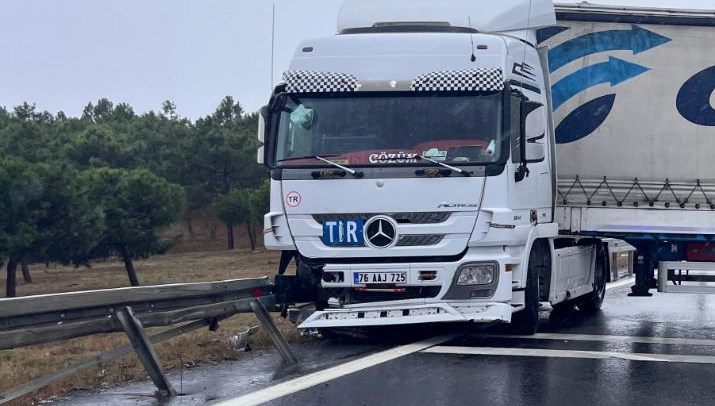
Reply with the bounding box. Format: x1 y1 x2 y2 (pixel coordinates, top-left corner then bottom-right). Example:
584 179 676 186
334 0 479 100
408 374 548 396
257 0 715 334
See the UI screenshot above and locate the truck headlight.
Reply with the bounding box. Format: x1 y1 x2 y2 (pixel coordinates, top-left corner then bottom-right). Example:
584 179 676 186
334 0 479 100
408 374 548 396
456 263 497 286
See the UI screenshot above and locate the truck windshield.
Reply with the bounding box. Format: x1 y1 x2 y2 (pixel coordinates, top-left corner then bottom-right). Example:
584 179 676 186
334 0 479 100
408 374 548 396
275 93 503 167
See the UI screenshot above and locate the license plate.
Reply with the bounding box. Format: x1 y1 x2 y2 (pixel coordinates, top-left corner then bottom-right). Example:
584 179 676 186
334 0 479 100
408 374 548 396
354 272 407 285
322 219 364 246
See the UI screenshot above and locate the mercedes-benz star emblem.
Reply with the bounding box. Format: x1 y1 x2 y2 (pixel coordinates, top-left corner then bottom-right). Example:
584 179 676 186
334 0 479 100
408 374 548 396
364 216 398 249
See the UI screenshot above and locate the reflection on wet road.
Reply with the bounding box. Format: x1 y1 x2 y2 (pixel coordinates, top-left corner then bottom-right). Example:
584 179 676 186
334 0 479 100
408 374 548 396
54 281 715 406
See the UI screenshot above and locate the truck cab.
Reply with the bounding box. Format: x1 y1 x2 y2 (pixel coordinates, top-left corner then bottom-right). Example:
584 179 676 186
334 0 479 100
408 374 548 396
258 0 605 334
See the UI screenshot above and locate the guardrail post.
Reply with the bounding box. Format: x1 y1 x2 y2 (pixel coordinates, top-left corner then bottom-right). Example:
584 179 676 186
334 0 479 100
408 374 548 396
250 299 299 364
116 306 177 397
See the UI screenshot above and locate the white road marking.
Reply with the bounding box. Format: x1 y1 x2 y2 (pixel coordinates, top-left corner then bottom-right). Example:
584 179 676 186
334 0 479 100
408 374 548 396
606 276 635 291
423 346 715 364
491 333 715 347
213 334 453 406
212 276 652 405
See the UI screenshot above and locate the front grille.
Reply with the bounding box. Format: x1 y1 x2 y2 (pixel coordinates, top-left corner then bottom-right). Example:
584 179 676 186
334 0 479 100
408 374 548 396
313 212 451 225
397 235 445 247
349 286 441 304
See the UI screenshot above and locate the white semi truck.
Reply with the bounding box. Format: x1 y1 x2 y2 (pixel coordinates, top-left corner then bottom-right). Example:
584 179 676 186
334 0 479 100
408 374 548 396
257 0 715 334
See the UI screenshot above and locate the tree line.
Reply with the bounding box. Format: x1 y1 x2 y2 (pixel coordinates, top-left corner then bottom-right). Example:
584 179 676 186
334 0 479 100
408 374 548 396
0 97 268 297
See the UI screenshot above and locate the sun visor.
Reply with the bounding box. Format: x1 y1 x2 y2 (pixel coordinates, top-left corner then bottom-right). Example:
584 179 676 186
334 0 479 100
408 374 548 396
283 71 359 93
411 69 505 92
338 0 556 34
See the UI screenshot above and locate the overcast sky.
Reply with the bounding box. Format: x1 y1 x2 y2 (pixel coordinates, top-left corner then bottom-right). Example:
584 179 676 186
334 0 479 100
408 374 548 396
0 0 711 119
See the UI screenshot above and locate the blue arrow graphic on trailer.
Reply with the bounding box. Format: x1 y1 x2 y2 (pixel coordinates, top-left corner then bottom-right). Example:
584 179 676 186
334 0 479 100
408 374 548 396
552 57 650 110
549 25 670 72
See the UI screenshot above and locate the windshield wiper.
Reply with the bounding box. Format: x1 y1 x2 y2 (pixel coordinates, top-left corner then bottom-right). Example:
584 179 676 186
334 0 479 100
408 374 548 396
278 155 363 178
315 156 362 177
418 155 471 177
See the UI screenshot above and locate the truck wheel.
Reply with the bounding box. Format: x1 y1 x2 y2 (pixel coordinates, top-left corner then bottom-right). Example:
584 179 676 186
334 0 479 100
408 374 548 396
509 247 541 335
577 244 607 313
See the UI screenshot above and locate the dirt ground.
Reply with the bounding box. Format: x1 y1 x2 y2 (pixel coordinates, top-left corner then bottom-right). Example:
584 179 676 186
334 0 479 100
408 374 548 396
0 249 303 406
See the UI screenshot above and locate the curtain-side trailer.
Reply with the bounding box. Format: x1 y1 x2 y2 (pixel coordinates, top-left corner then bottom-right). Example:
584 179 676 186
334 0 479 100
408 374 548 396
548 3 715 295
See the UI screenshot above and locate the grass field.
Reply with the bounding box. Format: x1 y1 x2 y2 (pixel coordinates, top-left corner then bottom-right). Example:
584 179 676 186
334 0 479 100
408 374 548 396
0 249 303 405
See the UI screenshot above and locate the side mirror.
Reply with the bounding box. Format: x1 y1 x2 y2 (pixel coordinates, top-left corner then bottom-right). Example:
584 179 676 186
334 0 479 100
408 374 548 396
257 105 269 166
257 106 268 143
524 103 546 163
521 101 545 142
525 143 545 163
516 100 546 182
257 146 265 164
524 105 546 142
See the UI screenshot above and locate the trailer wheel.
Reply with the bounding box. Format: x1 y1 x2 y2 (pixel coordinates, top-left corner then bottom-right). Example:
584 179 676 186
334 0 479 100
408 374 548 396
509 244 542 335
577 243 607 313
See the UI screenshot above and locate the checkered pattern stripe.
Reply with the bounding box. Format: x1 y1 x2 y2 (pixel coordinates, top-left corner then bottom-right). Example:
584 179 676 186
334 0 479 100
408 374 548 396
411 68 505 92
283 70 359 93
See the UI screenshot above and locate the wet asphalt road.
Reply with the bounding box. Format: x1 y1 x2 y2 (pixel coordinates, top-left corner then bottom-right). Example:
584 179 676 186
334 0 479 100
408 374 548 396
53 280 715 406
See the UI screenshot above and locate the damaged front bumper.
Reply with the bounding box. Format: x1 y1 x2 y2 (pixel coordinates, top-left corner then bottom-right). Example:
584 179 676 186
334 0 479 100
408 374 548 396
298 301 513 329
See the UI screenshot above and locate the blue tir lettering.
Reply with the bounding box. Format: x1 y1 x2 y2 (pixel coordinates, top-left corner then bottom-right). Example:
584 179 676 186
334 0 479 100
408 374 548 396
322 219 365 246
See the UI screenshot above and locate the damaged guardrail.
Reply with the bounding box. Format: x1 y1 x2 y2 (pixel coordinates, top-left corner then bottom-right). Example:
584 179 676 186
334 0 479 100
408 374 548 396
0 277 297 404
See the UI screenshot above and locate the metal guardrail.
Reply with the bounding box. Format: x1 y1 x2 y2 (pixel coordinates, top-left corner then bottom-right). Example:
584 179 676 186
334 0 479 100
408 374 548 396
0 277 298 404
0 278 270 349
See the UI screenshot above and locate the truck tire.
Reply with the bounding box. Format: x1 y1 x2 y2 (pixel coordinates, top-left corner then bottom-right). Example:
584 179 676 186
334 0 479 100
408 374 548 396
509 246 541 335
577 244 607 313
